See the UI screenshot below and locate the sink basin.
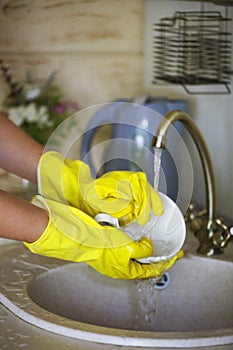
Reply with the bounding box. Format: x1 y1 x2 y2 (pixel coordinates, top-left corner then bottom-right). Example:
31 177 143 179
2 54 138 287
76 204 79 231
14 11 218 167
27 257 233 333
1 244 233 348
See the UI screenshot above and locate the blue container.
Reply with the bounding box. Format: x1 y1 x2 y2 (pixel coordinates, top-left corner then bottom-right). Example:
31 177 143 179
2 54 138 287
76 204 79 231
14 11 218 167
81 98 189 201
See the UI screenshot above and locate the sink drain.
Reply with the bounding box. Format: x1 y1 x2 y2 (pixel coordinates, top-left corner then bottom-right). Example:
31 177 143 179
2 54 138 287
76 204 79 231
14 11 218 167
154 272 171 290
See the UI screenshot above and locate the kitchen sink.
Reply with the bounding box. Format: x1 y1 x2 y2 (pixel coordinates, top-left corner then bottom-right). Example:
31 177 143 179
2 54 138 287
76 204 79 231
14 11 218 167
0 243 233 348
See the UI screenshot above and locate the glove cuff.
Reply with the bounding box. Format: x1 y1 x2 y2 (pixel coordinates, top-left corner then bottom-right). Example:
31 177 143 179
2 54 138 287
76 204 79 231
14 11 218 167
24 195 102 262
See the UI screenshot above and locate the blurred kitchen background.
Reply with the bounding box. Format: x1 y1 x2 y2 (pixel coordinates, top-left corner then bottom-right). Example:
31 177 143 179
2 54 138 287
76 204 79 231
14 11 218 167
0 0 232 220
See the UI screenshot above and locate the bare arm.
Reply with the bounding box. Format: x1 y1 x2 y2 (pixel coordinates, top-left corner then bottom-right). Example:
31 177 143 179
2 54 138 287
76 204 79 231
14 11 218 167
0 113 48 242
0 190 48 242
0 113 43 183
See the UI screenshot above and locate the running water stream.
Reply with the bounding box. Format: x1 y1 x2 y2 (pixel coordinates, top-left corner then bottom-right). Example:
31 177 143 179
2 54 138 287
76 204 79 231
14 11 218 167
134 148 164 329
153 148 162 191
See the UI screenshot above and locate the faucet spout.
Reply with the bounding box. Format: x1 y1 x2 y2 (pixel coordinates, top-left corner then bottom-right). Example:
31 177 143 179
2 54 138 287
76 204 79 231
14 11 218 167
152 110 219 255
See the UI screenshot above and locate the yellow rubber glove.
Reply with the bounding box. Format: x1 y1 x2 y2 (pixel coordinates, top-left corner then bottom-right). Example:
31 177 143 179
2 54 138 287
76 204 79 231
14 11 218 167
38 151 163 226
82 171 163 226
24 195 183 279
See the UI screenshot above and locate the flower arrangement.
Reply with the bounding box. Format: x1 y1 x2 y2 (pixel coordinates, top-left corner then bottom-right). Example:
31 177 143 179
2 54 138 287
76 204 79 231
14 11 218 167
0 59 79 145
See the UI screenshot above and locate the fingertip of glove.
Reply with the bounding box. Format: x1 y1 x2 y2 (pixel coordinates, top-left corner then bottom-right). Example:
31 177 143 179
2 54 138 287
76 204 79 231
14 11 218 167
177 250 184 259
140 236 152 245
132 237 153 259
150 191 164 217
153 207 164 216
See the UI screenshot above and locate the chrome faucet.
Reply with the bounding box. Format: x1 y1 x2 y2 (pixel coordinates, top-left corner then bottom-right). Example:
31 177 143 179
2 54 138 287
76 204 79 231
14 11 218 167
152 110 232 256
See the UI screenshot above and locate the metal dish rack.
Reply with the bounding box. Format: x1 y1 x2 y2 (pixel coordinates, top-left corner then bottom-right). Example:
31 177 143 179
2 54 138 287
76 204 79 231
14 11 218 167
153 9 233 94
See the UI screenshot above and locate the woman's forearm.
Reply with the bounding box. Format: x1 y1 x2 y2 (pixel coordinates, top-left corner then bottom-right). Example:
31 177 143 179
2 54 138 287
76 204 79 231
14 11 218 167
0 114 48 242
0 189 48 242
0 113 43 183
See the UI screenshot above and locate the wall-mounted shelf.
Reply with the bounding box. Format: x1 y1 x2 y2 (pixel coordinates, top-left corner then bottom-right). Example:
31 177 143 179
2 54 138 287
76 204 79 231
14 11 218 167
144 0 233 95
153 9 232 94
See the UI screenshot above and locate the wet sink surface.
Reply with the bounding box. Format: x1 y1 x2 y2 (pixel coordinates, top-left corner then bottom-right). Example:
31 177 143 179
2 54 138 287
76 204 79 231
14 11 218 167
1 245 233 348
27 257 233 333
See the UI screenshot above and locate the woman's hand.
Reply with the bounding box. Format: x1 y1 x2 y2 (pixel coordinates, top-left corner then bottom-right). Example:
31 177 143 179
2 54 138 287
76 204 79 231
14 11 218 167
24 195 181 280
38 151 163 226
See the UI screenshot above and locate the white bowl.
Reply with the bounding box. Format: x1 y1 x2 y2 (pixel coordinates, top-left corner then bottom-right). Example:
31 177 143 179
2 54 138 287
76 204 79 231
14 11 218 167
95 192 186 263
136 192 186 263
